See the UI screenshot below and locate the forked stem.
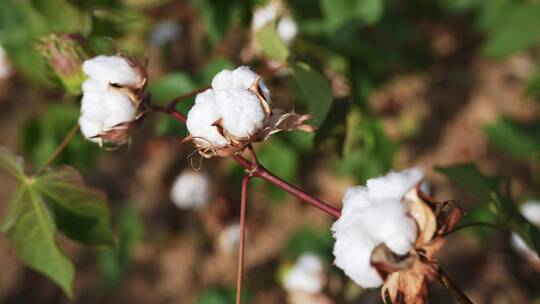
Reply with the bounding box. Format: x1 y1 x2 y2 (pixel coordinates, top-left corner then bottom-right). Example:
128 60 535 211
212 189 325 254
160 104 473 304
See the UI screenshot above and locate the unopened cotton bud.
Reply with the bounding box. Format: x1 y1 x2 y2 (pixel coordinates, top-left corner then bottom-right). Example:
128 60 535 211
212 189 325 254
277 16 298 45
331 168 422 288
170 170 211 210
511 200 540 262
39 33 90 94
0 46 11 80
284 253 325 294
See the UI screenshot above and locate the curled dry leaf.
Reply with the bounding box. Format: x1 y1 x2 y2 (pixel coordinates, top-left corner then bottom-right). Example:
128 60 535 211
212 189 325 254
186 77 315 158
372 184 463 304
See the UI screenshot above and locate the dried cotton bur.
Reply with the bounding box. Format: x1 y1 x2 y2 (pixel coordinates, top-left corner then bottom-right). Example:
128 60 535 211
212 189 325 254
185 66 314 158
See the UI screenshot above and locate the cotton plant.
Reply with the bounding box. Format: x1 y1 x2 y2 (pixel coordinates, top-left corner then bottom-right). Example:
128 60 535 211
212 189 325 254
511 201 540 265
332 168 463 303
170 170 211 210
1 27 485 304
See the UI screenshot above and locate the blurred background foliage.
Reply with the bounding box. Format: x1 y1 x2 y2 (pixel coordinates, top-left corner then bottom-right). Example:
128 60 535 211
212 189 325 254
0 0 539 303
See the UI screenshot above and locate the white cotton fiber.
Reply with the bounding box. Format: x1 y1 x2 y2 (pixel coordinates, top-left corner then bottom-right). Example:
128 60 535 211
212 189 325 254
252 2 279 31
82 55 141 86
0 46 11 79
277 16 298 45
331 168 422 288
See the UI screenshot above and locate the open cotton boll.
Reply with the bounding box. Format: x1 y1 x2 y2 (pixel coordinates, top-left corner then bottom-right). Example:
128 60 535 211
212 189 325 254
83 55 142 87
186 90 229 148
511 200 540 262
218 223 241 255
0 46 11 79
170 170 211 210
80 91 107 123
252 2 279 31
331 168 422 288
215 89 266 138
284 254 325 294
277 16 298 45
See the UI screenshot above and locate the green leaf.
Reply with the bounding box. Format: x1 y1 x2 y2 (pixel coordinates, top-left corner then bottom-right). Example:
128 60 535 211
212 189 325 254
255 21 289 62
34 166 114 247
321 0 383 31
98 205 143 291
197 286 248 304
290 61 333 126
0 149 115 298
436 163 540 256
0 150 74 298
435 163 502 204
149 72 197 104
486 117 540 159
285 226 333 262
482 4 540 58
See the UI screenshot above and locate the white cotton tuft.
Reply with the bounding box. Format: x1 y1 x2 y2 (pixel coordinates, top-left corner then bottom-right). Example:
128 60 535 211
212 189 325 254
218 223 241 255
78 55 142 143
252 2 279 31
170 170 211 210
82 55 142 86
79 116 101 143
149 20 181 46
186 66 270 149
284 253 325 294
511 200 540 262
331 168 422 288
0 46 11 79
277 16 298 45
216 89 266 138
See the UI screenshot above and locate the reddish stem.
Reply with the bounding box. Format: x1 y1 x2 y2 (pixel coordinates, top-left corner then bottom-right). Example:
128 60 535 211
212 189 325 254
236 175 250 304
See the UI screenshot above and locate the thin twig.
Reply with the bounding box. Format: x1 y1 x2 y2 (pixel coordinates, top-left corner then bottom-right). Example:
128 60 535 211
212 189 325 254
236 175 251 304
443 221 500 237
42 122 80 169
436 267 473 304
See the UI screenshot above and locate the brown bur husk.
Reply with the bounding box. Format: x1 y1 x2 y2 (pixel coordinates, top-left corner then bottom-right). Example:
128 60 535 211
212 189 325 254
371 184 463 304
184 77 316 158
91 55 149 148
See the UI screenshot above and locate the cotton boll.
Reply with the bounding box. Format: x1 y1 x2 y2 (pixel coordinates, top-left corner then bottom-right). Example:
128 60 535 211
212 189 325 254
0 46 11 79
79 116 102 143
215 89 266 138
218 223 241 255
331 168 422 288
170 170 211 210
284 254 325 294
83 55 142 87
277 16 298 45
252 2 279 31
102 91 136 125
186 91 229 148
82 78 106 93
511 200 540 262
